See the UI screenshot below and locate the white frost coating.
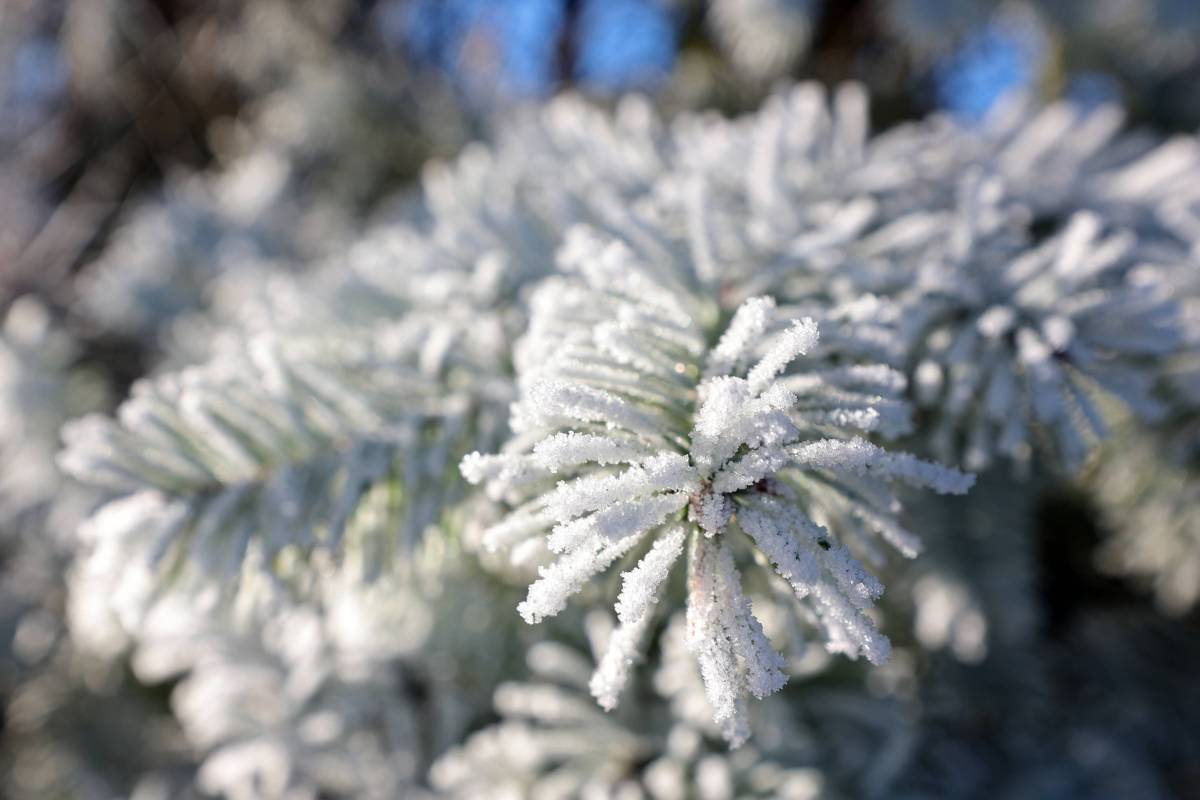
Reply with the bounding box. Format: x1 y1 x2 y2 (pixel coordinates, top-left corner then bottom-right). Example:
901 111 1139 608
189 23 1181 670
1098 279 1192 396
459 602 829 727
737 502 823 594
589 608 654 711
687 547 748 733
737 494 895 663
780 363 908 394
789 438 975 494
795 407 882 431
710 542 788 701
710 445 791 495
590 525 688 710
852 504 923 559
689 489 733 537
887 176 1186 470
460 452 531 485
559 226 693 327
56 79 1200 782
706 296 776 378
810 582 892 665
690 377 755 475
690 378 799 480
519 530 649 624
545 492 688 553
543 454 696 520
525 380 662 438
482 509 556 552
595 321 677 375
464 238 973 741
686 535 786 740
614 524 688 625
531 432 655 472
746 318 819 395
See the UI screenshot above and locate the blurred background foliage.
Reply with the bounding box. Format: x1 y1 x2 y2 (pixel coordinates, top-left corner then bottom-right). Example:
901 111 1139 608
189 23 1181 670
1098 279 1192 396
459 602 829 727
7 0 1200 299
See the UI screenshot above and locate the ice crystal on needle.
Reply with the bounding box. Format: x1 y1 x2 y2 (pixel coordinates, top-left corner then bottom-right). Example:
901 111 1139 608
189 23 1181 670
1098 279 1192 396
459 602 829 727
462 229 973 741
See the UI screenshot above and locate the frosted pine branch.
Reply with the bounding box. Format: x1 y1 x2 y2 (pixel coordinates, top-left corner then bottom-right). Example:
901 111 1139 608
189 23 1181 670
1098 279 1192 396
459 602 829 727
461 229 972 741
57 90 684 629
883 176 1186 470
652 85 1194 472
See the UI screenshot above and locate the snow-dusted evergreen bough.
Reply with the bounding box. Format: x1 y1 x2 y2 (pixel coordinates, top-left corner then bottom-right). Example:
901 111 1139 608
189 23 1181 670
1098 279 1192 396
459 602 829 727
462 228 973 743
49 79 1200 793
